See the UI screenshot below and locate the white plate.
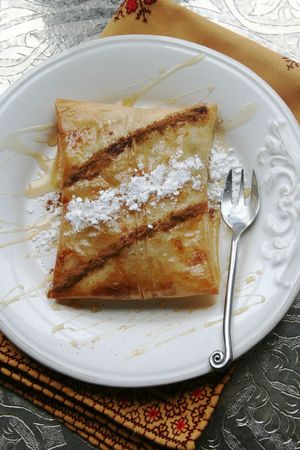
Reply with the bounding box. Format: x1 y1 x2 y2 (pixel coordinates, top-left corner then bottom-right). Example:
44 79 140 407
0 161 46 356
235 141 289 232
0 35 300 387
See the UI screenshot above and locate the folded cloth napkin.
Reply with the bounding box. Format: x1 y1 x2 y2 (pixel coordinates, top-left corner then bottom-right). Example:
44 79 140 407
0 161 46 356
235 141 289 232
0 335 233 450
102 0 300 123
0 1 299 450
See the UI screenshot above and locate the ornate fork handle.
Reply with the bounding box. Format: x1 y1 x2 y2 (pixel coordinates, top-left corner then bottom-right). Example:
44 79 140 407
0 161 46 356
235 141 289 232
209 231 240 371
209 169 260 371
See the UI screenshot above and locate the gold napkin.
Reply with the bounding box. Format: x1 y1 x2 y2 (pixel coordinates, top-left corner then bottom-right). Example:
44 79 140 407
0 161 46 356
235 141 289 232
102 0 300 123
0 335 233 450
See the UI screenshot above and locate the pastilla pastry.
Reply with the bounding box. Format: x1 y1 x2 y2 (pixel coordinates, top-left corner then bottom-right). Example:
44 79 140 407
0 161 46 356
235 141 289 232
49 99 220 300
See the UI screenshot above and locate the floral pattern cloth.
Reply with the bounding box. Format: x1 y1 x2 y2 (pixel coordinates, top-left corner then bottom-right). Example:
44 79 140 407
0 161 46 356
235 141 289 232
0 333 232 450
114 0 157 21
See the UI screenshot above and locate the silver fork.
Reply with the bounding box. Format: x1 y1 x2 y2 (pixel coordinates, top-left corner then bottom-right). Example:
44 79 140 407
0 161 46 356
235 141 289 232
209 169 260 371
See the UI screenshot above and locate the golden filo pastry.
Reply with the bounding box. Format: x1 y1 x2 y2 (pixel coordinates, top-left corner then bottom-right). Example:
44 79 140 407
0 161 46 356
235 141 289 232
49 99 220 300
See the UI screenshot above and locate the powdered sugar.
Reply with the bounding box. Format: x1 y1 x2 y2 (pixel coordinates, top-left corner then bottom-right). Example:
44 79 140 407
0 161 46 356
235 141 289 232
32 141 240 241
31 192 61 255
31 223 58 254
209 145 241 181
66 155 204 232
66 191 120 232
66 141 242 232
208 142 241 205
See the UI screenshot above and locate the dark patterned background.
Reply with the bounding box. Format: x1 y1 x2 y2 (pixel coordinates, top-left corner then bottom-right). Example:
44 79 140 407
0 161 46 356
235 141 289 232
0 1 299 449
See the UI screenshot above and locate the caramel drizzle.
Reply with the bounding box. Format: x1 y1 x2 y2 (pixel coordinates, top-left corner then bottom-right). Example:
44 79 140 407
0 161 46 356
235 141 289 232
50 202 207 295
63 105 209 188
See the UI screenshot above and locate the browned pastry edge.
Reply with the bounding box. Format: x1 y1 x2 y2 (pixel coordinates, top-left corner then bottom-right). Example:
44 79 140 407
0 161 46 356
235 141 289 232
49 202 207 297
62 105 210 187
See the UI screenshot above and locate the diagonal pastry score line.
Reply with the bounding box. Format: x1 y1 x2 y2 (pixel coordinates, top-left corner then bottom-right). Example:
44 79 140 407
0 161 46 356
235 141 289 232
63 105 210 187
51 202 207 294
